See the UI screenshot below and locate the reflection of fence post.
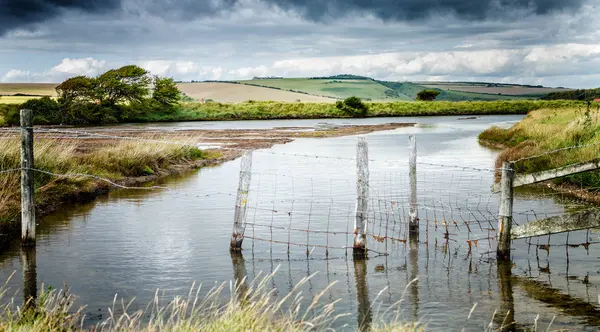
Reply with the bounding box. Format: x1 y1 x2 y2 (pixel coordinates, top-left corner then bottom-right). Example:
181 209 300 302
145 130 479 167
353 258 372 331
354 138 369 257
497 161 515 260
409 135 418 239
20 109 35 246
230 151 252 251
20 246 37 310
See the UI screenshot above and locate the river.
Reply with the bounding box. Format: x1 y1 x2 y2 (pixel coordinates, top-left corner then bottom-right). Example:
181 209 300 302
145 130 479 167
0 115 598 331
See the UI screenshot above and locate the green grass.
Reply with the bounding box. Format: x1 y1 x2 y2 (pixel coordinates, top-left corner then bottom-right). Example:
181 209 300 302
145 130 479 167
479 105 600 187
130 100 584 123
236 78 394 100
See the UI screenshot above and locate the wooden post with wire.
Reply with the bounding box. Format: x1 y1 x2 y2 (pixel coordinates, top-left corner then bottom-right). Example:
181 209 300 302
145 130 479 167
230 151 252 251
354 137 369 258
408 135 418 241
20 109 35 246
497 161 515 260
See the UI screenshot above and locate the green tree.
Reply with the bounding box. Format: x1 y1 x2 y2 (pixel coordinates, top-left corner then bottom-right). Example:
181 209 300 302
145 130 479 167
55 75 95 105
95 65 150 106
416 89 440 101
336 96 369 117
152 76 181 106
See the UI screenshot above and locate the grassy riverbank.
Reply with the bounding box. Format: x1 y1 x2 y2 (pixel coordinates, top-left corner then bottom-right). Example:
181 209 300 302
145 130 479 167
0 100 584 126
2 271 422 332
0 135 218 229
479 106 600 187
135 100 582 122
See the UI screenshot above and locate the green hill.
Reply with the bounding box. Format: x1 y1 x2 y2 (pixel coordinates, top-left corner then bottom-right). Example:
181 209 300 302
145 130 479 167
230 76 560 101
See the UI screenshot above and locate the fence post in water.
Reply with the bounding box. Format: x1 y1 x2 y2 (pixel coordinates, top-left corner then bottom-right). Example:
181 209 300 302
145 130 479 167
20 109 35 246
230 151 252 251
354 137 369 258
408 135 418 240
497 161 515 260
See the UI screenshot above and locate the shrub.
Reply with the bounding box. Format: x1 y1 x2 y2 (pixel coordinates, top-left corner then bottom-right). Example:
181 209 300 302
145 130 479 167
336 96 369 117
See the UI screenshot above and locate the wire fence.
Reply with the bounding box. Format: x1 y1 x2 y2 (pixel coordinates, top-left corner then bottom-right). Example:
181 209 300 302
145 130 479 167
0 125 599 259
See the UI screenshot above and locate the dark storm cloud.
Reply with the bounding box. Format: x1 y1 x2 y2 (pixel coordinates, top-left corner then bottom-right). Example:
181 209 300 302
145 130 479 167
264 0 586 21
0 0 588 36
0 0 121 35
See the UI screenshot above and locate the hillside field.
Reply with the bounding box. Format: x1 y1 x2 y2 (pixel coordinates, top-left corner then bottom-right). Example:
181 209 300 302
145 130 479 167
234 77 558 101
177 82 336 103
420 82 570 96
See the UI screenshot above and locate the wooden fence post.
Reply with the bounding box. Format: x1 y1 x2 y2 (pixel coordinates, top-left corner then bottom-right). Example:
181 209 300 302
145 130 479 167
408 135 418 240
20 109 35 246
230 151 252 251
354 137 369 258
497 161 515 260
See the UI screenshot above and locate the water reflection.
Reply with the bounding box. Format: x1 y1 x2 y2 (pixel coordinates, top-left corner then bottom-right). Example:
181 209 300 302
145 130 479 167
496 260 515 331
230 251 248 303
353 258 372 331
20 247 36 310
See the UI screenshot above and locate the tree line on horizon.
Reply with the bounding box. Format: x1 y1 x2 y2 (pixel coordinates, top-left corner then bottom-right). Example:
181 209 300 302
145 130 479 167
1 65 181 125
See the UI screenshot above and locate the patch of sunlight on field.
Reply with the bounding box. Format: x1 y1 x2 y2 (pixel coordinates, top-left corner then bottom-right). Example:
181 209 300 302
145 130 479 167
0 96 41 104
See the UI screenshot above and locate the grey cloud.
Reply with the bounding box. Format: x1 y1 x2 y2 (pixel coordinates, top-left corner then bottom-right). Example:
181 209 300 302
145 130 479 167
0 0 589 36
0 0 122 35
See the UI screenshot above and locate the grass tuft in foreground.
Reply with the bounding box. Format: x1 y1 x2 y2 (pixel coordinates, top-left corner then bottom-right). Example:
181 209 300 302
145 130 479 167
0 269 422 332
479 106 600 187
0 134 213 226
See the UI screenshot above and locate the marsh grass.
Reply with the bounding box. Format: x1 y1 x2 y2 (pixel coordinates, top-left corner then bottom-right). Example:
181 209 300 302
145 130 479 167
0 269 422 332
479 106 600 187
133 100 585 123
0 134 210 224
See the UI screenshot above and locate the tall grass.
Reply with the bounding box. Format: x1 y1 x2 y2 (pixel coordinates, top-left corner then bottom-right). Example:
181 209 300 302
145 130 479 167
479 106 600 187
133 100 585 123
0 269 422 332
0 135 209 224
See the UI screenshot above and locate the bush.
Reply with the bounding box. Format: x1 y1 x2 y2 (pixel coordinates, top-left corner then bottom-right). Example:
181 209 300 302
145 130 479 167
416 89 441 101
21 97 63 124
336 96 369 117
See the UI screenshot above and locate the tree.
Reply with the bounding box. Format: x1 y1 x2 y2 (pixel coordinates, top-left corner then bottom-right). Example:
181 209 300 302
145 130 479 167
55 75 95 105
95 65 150 106
416 89 440 101
152 76 181 105
336 96 369 117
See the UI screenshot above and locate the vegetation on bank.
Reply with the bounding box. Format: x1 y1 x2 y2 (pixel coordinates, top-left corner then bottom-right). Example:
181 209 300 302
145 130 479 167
479 105 600 187
542 88 600 100
0 135 210 226
1 271 422 332
129 99 584 123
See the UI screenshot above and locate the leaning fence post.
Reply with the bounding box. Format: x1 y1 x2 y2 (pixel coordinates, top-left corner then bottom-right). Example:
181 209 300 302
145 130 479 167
497 161 515 260
230 151 252 251
408 135 418 240
354 137 369 258
20 109 35 246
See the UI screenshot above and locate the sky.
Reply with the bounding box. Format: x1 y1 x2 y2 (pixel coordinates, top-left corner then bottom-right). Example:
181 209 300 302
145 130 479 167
1 0 600 88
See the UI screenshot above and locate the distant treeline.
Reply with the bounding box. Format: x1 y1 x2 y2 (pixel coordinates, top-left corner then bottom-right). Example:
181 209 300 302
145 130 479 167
309 74 371 80
542 88 600 100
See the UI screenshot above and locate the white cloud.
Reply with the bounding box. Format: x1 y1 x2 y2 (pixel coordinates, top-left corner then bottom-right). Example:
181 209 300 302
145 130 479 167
3 43 600 88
